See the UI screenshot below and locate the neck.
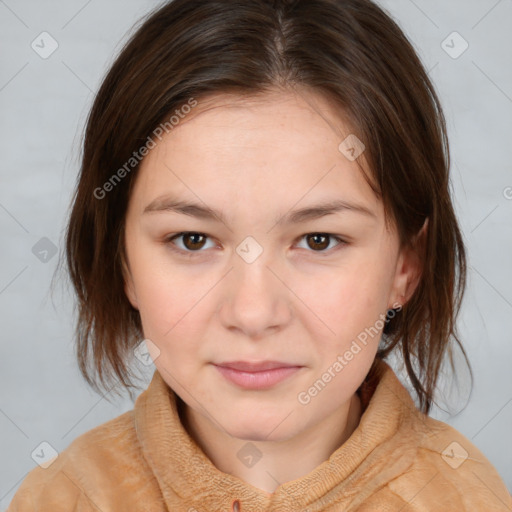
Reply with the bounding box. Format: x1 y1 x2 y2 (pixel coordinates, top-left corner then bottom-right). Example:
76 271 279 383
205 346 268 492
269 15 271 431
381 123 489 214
179 392 362 494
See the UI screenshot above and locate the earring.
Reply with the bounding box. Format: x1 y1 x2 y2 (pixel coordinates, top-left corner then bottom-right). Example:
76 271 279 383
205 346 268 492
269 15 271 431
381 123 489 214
385 307 399 322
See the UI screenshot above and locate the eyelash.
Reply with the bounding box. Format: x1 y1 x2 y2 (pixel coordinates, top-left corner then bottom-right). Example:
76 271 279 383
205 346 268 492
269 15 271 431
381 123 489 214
163 232 348 258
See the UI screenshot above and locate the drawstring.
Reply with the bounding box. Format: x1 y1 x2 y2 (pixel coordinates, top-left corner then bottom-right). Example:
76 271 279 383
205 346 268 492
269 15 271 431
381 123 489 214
231 499 241 511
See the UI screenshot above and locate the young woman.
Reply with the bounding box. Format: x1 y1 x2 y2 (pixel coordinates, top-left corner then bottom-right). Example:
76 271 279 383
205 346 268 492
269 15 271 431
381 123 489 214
9 0 511 510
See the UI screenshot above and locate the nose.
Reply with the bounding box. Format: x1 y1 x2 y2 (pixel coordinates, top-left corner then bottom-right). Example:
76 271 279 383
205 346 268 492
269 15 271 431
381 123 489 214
218 248 292 338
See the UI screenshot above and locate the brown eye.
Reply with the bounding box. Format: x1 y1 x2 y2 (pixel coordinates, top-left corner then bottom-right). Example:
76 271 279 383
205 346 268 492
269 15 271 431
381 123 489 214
297 233 347 253
181 232 207 250
166 232 214 254
306 233 330 251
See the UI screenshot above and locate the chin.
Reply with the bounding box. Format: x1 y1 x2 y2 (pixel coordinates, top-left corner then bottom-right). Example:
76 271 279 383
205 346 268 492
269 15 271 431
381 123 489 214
228 425 294 443
220 411 300 443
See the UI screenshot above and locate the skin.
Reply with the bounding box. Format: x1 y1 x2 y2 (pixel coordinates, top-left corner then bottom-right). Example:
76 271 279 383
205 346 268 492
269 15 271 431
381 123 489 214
123 88 423 494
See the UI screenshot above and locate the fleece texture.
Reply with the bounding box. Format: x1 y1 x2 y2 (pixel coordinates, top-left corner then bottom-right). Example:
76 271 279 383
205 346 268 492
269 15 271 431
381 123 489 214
8 359 512 511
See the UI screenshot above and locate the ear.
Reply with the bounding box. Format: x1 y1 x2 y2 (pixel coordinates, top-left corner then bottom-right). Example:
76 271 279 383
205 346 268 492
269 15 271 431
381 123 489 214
122 254 139 310
388 218 428 309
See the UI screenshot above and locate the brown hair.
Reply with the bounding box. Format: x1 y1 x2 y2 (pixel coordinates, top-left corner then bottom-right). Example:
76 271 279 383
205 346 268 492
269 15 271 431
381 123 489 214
59 0 471 413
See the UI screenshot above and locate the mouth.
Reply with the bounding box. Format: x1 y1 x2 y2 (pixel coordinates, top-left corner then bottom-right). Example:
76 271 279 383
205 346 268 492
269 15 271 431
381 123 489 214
212 360 303 390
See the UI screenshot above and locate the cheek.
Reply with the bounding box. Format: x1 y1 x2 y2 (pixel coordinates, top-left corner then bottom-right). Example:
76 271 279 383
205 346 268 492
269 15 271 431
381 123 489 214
131 259 207 382
127 245 197 338
129 248 224 372
296 254 394 347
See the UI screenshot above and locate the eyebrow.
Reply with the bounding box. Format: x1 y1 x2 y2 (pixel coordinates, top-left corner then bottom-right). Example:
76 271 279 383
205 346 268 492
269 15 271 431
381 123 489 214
143 196 376 225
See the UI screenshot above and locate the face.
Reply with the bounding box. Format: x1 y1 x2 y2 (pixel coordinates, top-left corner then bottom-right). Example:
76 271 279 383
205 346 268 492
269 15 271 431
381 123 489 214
123 90 419 442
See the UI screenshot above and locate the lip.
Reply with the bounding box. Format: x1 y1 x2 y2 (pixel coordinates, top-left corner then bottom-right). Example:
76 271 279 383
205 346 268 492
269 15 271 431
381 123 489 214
216 360 298 372
213 361 303 390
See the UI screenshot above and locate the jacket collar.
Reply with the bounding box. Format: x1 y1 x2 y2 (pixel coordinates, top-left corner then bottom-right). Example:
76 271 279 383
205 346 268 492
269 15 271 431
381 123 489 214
135 359 423 511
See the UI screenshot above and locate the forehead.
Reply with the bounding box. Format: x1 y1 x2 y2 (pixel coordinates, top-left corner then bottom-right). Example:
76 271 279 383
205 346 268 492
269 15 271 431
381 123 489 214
130 89 380 218
176 88 358 145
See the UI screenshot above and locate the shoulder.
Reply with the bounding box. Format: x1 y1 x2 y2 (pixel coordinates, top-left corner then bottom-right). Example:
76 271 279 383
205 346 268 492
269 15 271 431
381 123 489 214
385 415 512 510
7 409 157 511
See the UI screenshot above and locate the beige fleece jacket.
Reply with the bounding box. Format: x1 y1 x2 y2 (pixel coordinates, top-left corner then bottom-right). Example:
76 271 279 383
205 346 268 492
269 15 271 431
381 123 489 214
7 359 512 511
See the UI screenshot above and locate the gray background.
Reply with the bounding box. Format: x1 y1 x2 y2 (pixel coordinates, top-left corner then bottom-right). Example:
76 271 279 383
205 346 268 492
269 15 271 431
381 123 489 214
1 0 511 507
